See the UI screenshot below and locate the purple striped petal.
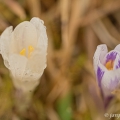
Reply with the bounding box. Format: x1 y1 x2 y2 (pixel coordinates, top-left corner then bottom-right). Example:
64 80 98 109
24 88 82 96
97 66 104 87
106 51 117 63
115 60 120 69
113 54 120 69
101 69 120 96
109 77 119 90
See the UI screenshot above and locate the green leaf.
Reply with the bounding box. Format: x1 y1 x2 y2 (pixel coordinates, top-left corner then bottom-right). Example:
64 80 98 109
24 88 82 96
56 93 72 120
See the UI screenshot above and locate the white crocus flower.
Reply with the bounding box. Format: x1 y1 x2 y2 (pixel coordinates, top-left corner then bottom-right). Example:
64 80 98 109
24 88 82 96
93 44 120 97
0 17 48 92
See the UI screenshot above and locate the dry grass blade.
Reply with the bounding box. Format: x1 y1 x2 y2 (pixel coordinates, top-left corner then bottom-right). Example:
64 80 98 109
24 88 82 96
91 19 120 48
3 0 26 19
60 0 69 50
26 0 41 17
84 27 98 61
46 106 60 120
69 0 90 41
0 16 9 31
102 17 120 41
63 0 91 68
78 0 120 27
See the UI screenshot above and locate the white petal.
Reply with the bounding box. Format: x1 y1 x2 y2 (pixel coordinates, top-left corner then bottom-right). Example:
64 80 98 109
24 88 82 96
30 17 48 52
10 21 38 54
9 54 27 80
11 75 40 92
23 50 46 82
23 72 41 82
93 44 108 72
0 26 13 62
114 44 120 52
29 51 46 73
20 49 47 83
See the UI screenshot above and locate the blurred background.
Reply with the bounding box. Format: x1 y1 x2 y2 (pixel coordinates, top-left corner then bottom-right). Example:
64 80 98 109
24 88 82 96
0 0 120 120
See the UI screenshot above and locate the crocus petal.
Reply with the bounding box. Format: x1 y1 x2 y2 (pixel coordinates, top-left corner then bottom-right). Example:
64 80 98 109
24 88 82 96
93 44 108 72
113 54 120 69
23 72 41 82
10 21 38 54
27 50 46 73
30 17 48 52
23 50 46 82
104 50 118 63
9 54 27 80
12 76 40 92
93 44 108 88
109 77 119 90
96 66 105 88
103 50 120 70
101 69 120 96
0 26 13 62
114 44 120 52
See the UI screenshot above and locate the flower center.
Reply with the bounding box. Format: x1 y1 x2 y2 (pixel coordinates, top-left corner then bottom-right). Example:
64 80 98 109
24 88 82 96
105 60 114 70
20 45 34 58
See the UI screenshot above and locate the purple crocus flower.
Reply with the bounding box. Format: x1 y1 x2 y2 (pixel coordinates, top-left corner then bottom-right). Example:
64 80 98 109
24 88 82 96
93 44 120 98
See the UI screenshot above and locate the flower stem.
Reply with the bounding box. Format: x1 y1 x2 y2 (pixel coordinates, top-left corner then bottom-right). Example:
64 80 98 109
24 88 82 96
14 89 32 115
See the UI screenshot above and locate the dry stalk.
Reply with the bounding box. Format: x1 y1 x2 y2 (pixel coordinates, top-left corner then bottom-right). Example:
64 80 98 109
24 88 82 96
26 0 41 17
78 0 120 27
91 19 119 48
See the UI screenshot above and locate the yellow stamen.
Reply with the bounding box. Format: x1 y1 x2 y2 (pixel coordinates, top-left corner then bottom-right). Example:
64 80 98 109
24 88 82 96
105 60 114 70
28 46 34 52
28 45 34 57
20 48 26 56
19 46 34 58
